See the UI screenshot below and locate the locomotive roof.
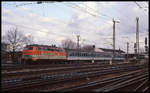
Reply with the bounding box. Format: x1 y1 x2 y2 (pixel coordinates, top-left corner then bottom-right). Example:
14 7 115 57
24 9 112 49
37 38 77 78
25 44 65 51
26 44 57 48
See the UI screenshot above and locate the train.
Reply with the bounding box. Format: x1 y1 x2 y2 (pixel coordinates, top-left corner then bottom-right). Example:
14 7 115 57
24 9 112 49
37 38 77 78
22 44 126 64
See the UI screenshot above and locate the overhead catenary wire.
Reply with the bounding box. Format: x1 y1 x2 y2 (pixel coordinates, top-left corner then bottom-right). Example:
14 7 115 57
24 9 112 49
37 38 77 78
73 3 113 19
3 2 106 44
52 2 126 49
109 2 148 36
11 2 105 35
3 21 68 38
64 2 145 42
2 2 148 51
62 3 115 39
4 2 116 34
134 1 148 13
61 3 114 39
63 3 112 23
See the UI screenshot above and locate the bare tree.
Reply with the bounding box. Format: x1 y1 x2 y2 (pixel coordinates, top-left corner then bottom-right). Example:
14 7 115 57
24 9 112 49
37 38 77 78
61 38 76 49
81 44 95 51
3 27 34 62
23 35 34 46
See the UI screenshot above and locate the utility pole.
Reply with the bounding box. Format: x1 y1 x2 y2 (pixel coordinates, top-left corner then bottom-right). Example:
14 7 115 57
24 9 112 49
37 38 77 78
112 18 120 61
136 17 139 59
145 37 148 54
76 35 80 64
127 42 129 62
147 29 149 54
134 42 137 54
77 35 80 49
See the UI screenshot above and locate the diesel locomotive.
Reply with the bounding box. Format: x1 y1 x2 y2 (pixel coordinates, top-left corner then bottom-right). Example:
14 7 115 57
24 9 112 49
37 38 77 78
22 44 125 64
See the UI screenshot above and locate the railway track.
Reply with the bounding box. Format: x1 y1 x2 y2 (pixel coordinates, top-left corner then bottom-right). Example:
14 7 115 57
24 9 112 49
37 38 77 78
2 62 110 72
59 68 148 92
2 61 135 72
2 63 148 92
133 79 149 92
112 73 149 92
2 62 142 81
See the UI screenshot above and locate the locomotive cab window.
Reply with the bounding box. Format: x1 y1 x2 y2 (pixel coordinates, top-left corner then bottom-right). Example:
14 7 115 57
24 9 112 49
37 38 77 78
24 47 33 50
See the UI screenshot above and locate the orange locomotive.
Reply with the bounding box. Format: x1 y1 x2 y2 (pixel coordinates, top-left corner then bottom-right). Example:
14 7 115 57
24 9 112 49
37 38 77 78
22 44 66 64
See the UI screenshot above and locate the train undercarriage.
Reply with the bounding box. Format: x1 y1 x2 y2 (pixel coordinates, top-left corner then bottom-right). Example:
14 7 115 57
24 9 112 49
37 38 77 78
22 58 125 65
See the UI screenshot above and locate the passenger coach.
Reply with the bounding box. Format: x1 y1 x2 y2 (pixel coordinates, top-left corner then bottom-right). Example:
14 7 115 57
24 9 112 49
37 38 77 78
65 49 125 63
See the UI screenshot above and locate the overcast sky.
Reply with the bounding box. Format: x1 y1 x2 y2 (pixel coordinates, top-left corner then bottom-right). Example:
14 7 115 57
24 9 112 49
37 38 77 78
2 1 149 53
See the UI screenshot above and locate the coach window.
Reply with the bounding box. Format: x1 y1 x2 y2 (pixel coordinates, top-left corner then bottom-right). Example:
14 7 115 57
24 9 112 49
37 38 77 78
70 52 73 56
88 53 90 57
95 53 97 57
48 48 51 51
69 53 72 56
45 47 47 50
103 54 106 57
76 53 78 56
72 53 74 56
75 52 77 56
28 47 33 50
77 53 79 56
38 47 41 50
93 53 96 57
74 52 76 56
87 53 88 57
71 53 73 56
85 53 87 57
40 47 43 50
99 54 101 57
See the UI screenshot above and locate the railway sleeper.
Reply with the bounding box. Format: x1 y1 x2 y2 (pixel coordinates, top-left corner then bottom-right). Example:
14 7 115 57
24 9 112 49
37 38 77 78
59 69 148 92
99 74 148 92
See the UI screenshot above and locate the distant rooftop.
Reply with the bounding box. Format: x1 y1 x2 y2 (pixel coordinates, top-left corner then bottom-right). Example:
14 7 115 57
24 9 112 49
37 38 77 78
99 48 125 53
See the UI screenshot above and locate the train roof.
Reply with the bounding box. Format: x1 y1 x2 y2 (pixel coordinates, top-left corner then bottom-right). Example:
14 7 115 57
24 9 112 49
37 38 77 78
64 48 112 54
25 44 66 50
26 44 57 48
